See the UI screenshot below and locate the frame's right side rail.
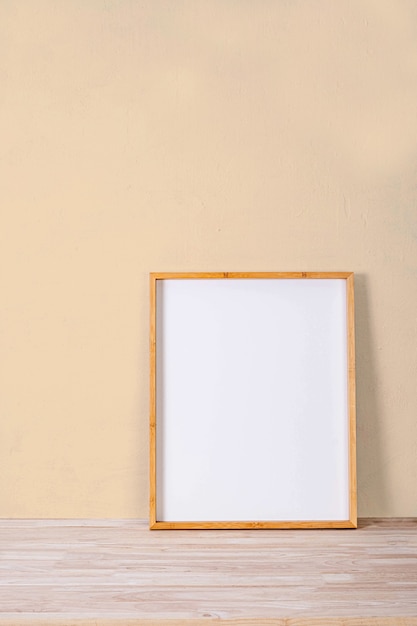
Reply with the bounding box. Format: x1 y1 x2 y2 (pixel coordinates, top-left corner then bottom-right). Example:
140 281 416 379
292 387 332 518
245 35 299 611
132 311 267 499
346 273 357 527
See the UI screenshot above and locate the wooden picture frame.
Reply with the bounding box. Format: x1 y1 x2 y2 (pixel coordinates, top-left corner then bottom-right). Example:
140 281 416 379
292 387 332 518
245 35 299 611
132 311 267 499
150 272 356 529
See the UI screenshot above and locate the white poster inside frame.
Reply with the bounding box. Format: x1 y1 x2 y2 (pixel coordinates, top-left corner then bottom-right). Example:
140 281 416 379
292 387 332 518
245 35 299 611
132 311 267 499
150 272 356 529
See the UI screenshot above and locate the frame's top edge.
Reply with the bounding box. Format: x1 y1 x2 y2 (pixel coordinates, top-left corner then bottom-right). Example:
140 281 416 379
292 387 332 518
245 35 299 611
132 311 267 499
150 272 354 280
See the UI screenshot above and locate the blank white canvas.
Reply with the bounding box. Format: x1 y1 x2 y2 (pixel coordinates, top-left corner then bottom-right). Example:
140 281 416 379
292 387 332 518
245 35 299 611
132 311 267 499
156 278 349 522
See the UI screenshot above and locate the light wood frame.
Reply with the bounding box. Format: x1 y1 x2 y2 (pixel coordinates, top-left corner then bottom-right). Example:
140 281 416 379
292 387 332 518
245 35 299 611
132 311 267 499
150 272 356 530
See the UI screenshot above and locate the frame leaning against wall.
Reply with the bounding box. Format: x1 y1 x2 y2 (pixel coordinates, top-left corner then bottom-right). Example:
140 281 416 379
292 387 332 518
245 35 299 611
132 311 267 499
150 272 356 530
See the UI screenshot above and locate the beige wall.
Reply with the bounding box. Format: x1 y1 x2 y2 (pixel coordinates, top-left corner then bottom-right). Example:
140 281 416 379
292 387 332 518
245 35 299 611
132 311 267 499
1 0 417 518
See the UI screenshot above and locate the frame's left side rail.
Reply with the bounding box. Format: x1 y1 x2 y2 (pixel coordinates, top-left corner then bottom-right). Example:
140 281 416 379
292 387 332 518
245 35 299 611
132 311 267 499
149 274 157 527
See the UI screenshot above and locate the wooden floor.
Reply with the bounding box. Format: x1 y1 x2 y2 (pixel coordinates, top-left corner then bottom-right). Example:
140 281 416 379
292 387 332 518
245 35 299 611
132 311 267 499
0 519 416 625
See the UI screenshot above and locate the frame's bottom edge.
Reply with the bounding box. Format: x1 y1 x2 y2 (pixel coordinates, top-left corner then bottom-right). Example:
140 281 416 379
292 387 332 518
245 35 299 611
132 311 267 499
150 520 357 530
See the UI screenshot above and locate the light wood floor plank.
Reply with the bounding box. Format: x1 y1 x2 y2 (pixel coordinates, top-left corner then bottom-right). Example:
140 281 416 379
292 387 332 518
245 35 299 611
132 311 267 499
0 617 417 626
0 518 416 623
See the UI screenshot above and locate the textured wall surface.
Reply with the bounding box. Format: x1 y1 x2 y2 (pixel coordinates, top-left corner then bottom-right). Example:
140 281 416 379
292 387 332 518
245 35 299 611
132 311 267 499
1 0 417 518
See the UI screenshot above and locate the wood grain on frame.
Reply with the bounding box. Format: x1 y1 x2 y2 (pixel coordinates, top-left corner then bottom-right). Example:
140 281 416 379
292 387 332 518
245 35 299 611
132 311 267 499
150 271 353 280
347 272 357 527
149 272 356 530
149 273 157 527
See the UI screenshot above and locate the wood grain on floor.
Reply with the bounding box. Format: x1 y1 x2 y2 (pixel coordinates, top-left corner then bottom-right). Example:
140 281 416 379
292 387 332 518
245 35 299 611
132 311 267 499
0 518 416 624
